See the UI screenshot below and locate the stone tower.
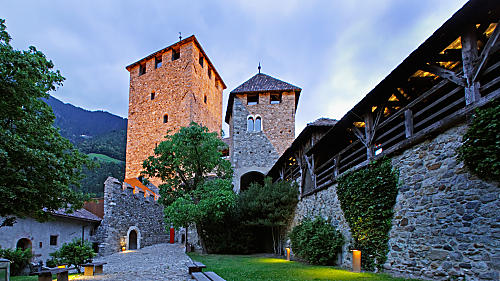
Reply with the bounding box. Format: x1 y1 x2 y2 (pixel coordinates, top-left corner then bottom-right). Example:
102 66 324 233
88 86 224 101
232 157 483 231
125 35 226 186
225 72 301 192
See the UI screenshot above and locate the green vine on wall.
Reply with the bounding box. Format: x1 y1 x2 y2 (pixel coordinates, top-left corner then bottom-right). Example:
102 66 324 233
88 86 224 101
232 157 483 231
457 99 500 183
337 159 398 271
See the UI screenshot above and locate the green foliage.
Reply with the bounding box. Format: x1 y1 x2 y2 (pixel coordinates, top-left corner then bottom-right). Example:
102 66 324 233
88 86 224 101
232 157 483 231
45 258 58 268
142 122 233 252
79 158 125 197
0 19 90 225
77 130 127 161
0 248 33 276
289 216 344 265
457 100 500 183
49 239 95 273
337 159 398 271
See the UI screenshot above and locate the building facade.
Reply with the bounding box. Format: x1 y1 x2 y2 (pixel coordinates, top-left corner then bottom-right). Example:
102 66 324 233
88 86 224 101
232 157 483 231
125 35 226 186
225 72 301 192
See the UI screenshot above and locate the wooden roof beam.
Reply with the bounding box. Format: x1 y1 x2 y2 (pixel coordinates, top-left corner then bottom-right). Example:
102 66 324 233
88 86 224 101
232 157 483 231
421 64 466 87
474 20 500 82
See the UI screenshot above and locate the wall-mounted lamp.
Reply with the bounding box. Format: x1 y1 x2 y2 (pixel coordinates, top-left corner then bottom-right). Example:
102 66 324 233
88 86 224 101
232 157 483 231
352 250 361 272
285 248 291 261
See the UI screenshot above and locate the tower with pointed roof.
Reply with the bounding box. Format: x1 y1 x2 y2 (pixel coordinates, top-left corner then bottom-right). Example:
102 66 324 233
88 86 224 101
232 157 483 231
225 72 301 192
125 35 226 187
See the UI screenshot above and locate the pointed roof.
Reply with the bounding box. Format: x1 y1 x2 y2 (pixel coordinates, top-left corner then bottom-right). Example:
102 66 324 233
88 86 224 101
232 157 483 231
225 73 302 123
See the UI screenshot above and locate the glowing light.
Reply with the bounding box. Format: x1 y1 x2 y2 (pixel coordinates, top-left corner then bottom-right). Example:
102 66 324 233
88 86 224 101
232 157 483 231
285 248 291 261
352 250 361 273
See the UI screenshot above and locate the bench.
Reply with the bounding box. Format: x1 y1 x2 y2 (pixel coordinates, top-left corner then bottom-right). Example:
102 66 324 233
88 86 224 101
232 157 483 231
81 262 107 276
192 271 226 281
187 261 206 275
32 267 71 281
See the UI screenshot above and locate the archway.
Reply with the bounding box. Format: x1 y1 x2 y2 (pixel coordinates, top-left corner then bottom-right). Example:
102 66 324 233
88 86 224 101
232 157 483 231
129 230 137 250
16 238 32 251
240 171 265 192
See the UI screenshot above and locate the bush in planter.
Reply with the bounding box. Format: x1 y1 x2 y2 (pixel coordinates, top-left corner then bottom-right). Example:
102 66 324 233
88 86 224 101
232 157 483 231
289 216 344 265
49 238 95 273
0 248 33 276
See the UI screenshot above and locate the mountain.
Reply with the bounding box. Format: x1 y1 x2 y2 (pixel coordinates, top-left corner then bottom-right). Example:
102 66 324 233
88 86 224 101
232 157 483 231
44 95 127 196
44 95 127 144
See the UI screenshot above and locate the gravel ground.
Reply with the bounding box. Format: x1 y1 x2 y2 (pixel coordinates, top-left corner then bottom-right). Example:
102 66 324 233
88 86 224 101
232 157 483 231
72 243 192 281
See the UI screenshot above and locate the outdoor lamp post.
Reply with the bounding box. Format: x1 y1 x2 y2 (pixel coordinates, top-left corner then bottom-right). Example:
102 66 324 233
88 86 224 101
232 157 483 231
285 248 291 261
352 250 361 272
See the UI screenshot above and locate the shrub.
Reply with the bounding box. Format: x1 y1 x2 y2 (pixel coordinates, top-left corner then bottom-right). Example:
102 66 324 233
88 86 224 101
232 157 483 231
457 99 500 183
0 248 33 276
289 216 344 265
49 239 95 273
337 158 398 271
45 258 58 268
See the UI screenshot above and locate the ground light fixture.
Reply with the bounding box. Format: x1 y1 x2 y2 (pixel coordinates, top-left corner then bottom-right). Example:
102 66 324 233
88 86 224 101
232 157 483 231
285 248 291 261
351 250 361 272
0 258 10 281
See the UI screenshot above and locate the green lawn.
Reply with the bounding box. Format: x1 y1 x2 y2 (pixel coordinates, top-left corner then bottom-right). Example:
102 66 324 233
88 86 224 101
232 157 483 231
189 253 420 281
87 153 123 164
10 273 82 281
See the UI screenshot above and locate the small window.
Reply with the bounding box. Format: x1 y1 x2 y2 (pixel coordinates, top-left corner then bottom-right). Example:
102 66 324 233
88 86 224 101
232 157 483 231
199 55 204 67
255 117 262 132
208 68 212 79
151 92 155 100
247 94 259 105
204 95 207 104
50 235 58 246
247 117 254 132
155 56 162 69
163 114 168 123
39 242 42 248
172 49 180 61
270 93 281 104
139 64 146 76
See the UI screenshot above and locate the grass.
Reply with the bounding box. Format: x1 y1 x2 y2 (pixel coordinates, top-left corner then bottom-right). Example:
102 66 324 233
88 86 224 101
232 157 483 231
87 153 123 164
188 253 421 281
10 273 82 281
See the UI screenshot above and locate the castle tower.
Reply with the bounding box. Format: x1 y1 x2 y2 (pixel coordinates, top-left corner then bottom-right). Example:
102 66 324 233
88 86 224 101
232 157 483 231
225 72 301 192
125 35 226 186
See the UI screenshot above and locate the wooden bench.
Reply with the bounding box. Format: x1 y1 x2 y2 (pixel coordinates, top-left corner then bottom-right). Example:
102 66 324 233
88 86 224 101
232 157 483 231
187 261 206 275
192 271 226 281
81 262 107 276
32 267 71 281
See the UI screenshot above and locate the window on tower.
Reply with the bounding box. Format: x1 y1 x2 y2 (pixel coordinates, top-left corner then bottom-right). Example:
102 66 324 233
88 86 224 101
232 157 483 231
247 94 259 105
208 68 212 79
255 116 262 132
172 49 180 61
155 56 162 69
151 92 155 100
247 116 254 132
139 63 146 76
163 114 168 123
204 95 207 104
199 55 204 67
270 93 281 104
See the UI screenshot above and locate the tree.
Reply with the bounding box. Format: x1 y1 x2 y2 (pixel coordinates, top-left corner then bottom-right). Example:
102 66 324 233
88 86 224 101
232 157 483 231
0 19 90 227
238 177 299 255
49 239 95 273
142 122 234 253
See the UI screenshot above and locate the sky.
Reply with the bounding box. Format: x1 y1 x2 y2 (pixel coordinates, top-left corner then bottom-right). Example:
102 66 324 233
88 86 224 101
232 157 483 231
1 0 469 135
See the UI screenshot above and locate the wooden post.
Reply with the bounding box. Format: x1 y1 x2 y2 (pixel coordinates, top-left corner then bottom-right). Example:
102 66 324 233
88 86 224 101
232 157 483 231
364 113 374 160
333 155 340 178
404 109 414 138
461 25 481 105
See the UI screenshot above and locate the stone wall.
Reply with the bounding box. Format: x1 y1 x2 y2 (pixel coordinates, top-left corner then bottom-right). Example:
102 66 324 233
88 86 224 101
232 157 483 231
290 123 499 280
385 123 499 281
230 92 296 192
93 177 169 256
125 39 223 186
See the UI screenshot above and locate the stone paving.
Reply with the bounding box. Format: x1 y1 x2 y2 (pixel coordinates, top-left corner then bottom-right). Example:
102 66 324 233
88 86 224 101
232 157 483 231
72 243 191 281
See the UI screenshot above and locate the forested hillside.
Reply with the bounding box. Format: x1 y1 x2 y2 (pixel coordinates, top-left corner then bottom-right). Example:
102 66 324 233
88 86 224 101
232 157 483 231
44 96 127 196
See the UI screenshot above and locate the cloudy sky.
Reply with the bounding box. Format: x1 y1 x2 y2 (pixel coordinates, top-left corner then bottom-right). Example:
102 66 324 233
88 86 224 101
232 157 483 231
1 0 468 135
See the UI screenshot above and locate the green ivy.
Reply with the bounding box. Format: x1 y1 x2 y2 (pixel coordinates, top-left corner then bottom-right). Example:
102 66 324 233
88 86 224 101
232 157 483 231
336 159 398 271
0 248 33 276
457 99 500 183
289 216 344 265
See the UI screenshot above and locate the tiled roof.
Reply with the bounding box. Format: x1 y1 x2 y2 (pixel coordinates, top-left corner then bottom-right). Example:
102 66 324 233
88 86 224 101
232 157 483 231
307 118 338 127
52 208 102 222
231 73 301 94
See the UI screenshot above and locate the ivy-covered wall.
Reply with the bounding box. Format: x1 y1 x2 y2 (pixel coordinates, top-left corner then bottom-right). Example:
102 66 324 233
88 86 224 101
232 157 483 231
290 123 498 281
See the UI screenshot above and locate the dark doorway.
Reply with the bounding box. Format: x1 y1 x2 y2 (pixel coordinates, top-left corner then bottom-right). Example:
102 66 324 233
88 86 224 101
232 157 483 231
129 230 138 250
240 171 265 192
16 238 32 251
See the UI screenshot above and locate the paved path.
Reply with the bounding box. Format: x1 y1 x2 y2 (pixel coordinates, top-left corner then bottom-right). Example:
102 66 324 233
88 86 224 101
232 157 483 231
73 243 191 281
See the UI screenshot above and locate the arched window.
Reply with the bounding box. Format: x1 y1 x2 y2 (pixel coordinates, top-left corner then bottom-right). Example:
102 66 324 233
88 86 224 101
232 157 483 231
255 117 262 132
163 114 168 123
247 116 254 132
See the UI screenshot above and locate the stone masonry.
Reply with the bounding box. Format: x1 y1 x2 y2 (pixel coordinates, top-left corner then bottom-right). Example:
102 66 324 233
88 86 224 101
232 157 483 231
125 36 225 187
289 123 499 280
93 177 169 256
